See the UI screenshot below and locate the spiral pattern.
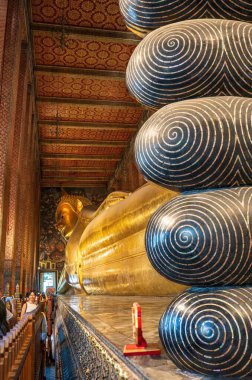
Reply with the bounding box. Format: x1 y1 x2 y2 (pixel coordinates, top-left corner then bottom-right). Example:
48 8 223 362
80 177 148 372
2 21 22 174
146 186 252 286
159 286 252 377
126 19 252 108
119 0 252 36
135 97 252 190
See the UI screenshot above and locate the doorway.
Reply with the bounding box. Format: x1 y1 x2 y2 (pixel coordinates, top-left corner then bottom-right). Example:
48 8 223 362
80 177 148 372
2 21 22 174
39 271 57 294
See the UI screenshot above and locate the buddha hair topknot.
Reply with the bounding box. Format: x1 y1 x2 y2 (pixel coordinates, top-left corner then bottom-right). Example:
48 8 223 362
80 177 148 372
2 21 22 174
55 194 92 219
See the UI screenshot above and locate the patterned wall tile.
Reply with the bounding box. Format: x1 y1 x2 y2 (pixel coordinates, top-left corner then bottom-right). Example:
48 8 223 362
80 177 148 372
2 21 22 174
40 188 65 262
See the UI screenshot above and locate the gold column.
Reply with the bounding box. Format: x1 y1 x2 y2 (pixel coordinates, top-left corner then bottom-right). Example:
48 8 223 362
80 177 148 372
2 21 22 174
0 2 8 79
22 110 34 293
25 116 37 290
31 153 40 290
15 86 32 294
0 0 22 289
5 44 29 294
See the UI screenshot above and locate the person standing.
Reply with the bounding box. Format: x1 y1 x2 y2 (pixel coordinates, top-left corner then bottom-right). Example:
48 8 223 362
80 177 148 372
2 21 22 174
0 289 17 327
0 301 9 337
20 290 38 319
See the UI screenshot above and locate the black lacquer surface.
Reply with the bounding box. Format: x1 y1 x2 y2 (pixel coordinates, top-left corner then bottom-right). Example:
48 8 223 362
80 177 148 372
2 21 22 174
120 0 252 35
146 186 252 286
127 20 252 108
159 286 252 377
135 97 252 190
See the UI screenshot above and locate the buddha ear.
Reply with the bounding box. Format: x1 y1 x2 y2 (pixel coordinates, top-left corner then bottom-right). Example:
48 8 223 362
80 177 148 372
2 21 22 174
76 199 83 213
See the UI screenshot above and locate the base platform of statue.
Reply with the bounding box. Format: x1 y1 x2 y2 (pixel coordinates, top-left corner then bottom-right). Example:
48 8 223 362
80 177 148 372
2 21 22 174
54 294 233 380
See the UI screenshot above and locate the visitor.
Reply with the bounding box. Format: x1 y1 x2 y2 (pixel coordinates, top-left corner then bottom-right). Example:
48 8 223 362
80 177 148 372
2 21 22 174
41 292 47 302
0 289 17 328
5 297 17 328
0 300 9 338
35 292 41 304
20 290 38 319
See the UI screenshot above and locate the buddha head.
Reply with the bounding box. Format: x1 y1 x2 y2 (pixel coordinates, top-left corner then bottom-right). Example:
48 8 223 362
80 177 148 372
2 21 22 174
55 194 92 239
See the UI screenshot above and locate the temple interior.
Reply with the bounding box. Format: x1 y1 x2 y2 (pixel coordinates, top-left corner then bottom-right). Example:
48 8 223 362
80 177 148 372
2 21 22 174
1 0 252 379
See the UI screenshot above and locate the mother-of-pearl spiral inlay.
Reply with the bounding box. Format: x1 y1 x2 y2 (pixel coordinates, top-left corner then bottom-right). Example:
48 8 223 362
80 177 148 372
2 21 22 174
146 186 252 286
159 286 252 377
119 0 252 37
126 20 252 109
135 97 252 190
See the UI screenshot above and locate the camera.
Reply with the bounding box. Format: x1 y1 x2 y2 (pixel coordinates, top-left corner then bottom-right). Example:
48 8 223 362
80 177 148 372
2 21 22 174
5 296 12 303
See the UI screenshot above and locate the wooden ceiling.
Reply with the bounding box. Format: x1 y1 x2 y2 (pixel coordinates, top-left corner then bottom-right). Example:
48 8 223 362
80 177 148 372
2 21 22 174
28 0 144 189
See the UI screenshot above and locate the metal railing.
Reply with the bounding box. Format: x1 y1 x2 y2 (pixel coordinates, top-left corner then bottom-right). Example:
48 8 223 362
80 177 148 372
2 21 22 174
0 304 46 380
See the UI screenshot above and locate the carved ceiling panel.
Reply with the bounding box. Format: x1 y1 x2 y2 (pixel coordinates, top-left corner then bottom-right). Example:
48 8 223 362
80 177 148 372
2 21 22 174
42 171 112 178
41 181 108 188
41 158 118 169
30 0 144 189
33 31 135 71
37 102 143 124
39 125 136 141
31 0 127 31
41 143 125 156
36 72 135 102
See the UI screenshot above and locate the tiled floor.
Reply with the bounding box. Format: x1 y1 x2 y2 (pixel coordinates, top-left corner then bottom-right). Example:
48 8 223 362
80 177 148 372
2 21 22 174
60 295 208 380
64 295 172 347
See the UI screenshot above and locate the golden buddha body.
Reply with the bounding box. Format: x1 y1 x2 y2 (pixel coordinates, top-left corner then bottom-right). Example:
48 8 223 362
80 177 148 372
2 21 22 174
55 183 187 296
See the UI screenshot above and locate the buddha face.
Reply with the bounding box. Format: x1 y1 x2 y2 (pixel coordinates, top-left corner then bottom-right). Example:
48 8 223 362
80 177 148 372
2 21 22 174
56 203 78 239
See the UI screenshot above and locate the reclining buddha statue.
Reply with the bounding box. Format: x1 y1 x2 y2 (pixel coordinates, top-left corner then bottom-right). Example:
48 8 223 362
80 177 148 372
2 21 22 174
56 182 187 296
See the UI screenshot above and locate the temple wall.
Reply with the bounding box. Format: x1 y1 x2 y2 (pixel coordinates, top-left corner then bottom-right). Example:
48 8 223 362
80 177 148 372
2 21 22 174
39 188 66 277
39 187 107 279
0 2 153 295
0 0 40 294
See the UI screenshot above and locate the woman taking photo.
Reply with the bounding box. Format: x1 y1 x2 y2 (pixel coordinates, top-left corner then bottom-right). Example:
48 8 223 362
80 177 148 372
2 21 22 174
20 290 38 319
